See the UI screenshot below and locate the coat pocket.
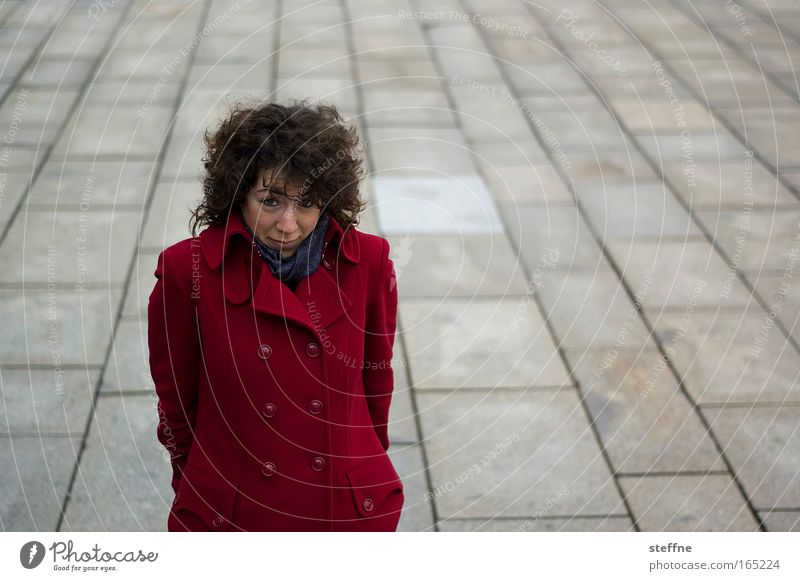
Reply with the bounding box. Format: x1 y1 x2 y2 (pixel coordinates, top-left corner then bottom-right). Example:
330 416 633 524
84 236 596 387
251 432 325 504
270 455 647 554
347 454 404 520
171 463 238 531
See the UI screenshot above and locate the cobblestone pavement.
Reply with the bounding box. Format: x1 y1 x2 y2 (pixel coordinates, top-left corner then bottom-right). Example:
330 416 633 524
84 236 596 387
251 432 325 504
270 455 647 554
0 0 798 532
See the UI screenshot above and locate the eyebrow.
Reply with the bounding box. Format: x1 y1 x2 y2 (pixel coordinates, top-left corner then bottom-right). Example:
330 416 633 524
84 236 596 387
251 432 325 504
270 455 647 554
258 185 286 195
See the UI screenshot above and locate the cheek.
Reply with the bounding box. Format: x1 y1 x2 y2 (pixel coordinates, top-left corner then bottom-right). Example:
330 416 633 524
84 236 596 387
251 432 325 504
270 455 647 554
300 212 323 233
255 213 278 232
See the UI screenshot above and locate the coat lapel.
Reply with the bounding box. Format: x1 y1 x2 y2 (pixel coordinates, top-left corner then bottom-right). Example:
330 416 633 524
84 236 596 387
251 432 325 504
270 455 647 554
201 209 357 336
250 257 352 335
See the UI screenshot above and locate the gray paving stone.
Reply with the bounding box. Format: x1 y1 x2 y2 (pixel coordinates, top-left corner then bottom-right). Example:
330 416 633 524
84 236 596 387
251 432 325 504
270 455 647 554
434 51 504 82
0 145 38 174
122 250 159 317
20 59 95 88
0 368 98 436
783 172 800 192
40 26 111 60
400 299 570 389
172 90 247 137
28 160 156 209
83 80 183 108
368 127 476 175
620 474 760 531
357 60 438 84
652 307 800 404
469 138 550 166
750 274 800 345
101 318 152 394
575 183 702 239
385 233 529 298
372 175 504 235
704 406 800 509
613 99 717 133
389 443 436 532
0 51 31 84
0 287 121 365
7 1 71 27
52 105 174 159
738 119 800 167
62 395 173 531
536 266 652 349
569 48 657 78
279 49 354 78
0 210 141 284
0 171 30 223
388 360 417 445
505 61 589 95
531 109 631 152
417 389 625 519
140 180 203 248
0 435 78 531
564 347 723 473
278 25 347 54
275 77 358 110
362 90 455 127
606 240 752 308
457 102 541 142
187 63 271 93
159 132 205 180
636 131 750 161
562 150 658 184
194 33 278 64
716 108 799 144
760 511 800 532
499 204 604 270
482 163 573 205
0 86 77 122
521 93 610 113
662 160 798 208
0 26 49 48
695 209 800 272
438 515 634 531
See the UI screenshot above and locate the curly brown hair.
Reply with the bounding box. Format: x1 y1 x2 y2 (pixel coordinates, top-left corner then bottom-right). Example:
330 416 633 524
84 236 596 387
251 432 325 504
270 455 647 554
190 98 366 237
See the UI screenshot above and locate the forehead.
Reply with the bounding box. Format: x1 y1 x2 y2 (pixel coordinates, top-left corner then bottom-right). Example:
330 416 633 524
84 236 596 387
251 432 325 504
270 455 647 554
257 167 303 192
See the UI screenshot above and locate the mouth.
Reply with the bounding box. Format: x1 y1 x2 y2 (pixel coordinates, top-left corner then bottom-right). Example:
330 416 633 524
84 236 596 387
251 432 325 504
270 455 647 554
269 237 299 247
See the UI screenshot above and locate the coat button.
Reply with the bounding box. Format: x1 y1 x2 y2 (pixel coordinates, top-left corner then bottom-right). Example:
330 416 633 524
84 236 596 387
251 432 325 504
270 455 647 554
362 498 374 512
323 256 334 270
306 342 320 357
262 402 276 418
212 514 225 528
262 461 276 477
258 344 272 359
311 456 326 471
308 399 323 414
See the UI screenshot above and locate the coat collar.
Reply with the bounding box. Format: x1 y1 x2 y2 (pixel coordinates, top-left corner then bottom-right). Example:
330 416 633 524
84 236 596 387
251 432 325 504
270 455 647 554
199 208 357 336
200 208 360 271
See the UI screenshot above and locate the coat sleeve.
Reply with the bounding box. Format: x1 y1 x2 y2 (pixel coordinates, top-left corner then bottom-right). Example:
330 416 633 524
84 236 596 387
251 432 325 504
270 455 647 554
362 238 399 451
147 246 201 495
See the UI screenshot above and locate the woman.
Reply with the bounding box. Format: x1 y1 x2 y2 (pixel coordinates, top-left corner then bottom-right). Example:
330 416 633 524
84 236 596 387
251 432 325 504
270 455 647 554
147 99 403 531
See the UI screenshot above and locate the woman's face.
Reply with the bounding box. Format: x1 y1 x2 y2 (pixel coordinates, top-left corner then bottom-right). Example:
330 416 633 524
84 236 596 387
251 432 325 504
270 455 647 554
240 168 323 258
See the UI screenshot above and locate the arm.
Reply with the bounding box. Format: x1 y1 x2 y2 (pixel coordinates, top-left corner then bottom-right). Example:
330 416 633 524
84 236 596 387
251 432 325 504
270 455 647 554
147 246 201 495
362 238 399 451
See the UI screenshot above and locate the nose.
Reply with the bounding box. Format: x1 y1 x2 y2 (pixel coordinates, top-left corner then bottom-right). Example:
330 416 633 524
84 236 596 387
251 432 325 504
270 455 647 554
275 205 298 237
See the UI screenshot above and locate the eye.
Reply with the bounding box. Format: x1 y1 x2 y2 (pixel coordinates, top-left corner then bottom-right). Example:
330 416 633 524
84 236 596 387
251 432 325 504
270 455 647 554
260 196 279 207
297 197 315 208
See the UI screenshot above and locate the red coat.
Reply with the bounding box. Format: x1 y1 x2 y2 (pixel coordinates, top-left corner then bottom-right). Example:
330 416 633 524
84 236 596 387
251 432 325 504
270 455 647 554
147 210 403 531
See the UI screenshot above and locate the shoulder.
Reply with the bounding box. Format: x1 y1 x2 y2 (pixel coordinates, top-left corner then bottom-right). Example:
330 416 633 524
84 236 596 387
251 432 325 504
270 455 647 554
155 237 202 285
349 229 397 298
350 228 391 272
